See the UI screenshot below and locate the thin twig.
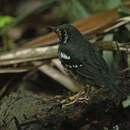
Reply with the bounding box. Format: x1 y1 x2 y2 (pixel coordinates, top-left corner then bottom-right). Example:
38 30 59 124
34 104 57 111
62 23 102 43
103 20 129 33
51 59 67 74
95 41 130 53
0 67 30 73
0 45 58 66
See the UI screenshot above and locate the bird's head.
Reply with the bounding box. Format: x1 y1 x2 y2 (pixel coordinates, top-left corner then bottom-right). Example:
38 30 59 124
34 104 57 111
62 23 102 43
48 24 83 44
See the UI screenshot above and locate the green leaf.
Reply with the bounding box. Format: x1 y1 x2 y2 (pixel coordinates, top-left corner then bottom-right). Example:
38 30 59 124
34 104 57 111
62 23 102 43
0 16 15 28
122 96 130 108
106 0 121 9
118 6 130 17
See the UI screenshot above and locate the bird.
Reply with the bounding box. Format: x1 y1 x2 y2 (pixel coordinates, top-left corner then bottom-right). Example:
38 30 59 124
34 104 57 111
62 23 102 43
49 24 126 97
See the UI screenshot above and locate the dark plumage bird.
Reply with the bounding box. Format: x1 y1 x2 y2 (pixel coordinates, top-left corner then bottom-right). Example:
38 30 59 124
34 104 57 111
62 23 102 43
50 24 126 97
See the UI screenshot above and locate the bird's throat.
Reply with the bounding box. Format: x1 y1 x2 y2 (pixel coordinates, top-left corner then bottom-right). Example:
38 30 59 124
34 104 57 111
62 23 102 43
58 29 68 44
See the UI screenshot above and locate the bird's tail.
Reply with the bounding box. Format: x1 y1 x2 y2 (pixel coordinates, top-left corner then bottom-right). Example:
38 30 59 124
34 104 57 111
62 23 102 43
108 82 127 98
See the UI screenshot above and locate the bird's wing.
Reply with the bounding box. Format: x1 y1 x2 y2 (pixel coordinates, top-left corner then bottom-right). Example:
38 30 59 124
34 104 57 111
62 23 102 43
59 44 110 85
76 61 103 85
85 42 110 71
59 47 99 83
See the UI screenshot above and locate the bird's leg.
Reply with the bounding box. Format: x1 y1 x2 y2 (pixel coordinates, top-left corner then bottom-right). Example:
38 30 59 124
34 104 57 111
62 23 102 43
61 86 92 107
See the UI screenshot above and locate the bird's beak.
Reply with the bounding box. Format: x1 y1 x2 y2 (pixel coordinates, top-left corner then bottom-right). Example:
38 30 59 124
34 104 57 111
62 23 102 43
47 26 58 33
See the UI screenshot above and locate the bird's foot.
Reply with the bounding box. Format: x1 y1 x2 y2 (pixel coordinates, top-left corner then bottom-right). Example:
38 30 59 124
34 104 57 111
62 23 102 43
69 87 90 104
61 87 90 108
